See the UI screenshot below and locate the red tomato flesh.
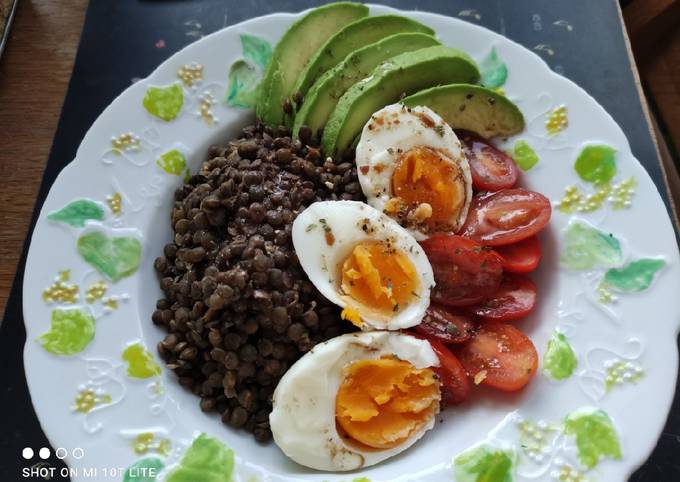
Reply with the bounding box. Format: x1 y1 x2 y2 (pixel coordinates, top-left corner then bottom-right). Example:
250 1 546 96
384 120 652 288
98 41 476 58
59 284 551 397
415 304 475 344
467 274 537 322
495 236 542 273
420 234 503 307
456 321 538 391
458 130 519 191
461 188 551 246
411 332 471 405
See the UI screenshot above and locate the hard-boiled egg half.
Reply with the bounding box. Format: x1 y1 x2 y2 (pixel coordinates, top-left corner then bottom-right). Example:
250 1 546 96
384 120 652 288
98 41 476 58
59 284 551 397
291 200 434 330
356 104 473 240
270 331 440 471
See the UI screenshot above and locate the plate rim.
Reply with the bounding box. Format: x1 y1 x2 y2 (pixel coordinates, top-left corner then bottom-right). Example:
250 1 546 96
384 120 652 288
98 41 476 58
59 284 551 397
22 4 680 481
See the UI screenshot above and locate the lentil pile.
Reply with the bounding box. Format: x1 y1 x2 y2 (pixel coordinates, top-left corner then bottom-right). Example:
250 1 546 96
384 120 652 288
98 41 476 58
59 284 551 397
152 122 364 442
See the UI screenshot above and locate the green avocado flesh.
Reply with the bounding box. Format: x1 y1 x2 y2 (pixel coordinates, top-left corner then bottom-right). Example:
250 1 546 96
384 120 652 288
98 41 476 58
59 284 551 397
293 32 441 139
321 46 480 157
291 15 435 108
255 2 368 127
401 84 525 138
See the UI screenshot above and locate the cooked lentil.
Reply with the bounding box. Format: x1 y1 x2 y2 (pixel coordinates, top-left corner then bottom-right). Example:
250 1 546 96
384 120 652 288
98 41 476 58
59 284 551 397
153 122 363 442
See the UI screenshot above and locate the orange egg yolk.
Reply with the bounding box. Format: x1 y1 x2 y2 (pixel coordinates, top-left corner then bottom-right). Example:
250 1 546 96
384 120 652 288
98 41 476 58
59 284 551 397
335 356 440 449
340 242 419 316
390 146 466 227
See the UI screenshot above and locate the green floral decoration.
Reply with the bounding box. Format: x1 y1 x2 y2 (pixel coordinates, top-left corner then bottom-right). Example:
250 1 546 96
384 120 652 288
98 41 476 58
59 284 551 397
560 221 622 270
564 409 622 469
453 444 513 482
480 47 508 89
603 258 665 292
543 331 577 380
123 457 164 482
227 60 260 108
156 149 187 176
143 83 184 121
226 34 273 108
511 140 539 171
77 231 142 282
123 343 161 379
47 199 104 227
166 433 235 482
38 308 95 356
240 34 273 69
574 145 617 184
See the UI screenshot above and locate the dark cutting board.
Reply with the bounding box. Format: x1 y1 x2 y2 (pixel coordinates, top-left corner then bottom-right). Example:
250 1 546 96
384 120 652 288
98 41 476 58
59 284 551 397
2 1 678 480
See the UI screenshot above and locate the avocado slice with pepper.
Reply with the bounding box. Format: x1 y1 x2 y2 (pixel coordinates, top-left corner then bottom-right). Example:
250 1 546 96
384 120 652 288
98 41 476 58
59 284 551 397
402 84 525 138
291 15 435 110
293 32 441 139
256 2 369 127
321 46 480 157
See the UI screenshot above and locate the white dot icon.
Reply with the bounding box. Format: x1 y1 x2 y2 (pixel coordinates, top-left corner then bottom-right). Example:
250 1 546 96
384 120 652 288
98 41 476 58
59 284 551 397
55 447 68 459
39 448 51 459
22 447 34 460
73 447 85 459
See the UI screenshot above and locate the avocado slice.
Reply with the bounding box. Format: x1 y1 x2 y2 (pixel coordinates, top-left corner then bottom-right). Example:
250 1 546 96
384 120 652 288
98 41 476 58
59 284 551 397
321 46 480 157
402 84 525 138
255 2 369 128
291 15 435 106
293 32 441 139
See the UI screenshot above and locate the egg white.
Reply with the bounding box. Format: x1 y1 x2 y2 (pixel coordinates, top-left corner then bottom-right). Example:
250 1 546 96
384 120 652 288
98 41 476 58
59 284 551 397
291 200 434 330
269 331 440 471
355 104 473 240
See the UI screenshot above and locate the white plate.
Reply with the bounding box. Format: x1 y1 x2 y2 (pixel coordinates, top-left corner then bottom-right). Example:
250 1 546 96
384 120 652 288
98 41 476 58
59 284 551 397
23 4 680 482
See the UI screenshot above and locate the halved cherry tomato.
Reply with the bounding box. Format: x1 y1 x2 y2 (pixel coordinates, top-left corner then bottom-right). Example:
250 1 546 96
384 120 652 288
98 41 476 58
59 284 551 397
461 189 551 246
411 332 471 405
495 236 542 273
420 234 503 307
414 304 475 344
467 274 537 321
456 321 538 391
458 130 519 191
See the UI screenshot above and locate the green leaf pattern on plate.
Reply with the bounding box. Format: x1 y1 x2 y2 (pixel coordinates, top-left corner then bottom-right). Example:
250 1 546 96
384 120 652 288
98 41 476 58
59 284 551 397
123 457 164 482
543 331 577 380
574 145 617 184
143 83 184 121
564 409 622 469
123 343 161 379
226 60 260 108
603 258 665 292
156 149 187 176
240 34 273 69
77 231 142 282
226 34 272 108
480 47 508 89
38 308 95 356
511 140 539 171
454 444 513 482
47 199 105 227
560 222 623 270
166 433 235 482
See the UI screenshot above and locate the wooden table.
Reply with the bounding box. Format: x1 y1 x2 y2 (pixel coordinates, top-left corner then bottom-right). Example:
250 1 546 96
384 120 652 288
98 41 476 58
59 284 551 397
0 0 86 316
0 0 678 322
